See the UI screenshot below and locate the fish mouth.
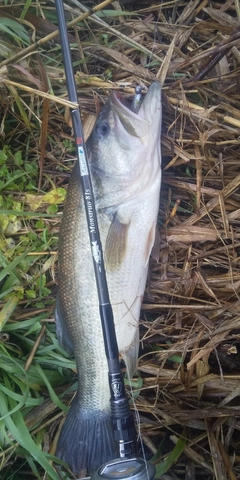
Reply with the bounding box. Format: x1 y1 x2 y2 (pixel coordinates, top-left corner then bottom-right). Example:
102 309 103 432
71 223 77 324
110 83 161 137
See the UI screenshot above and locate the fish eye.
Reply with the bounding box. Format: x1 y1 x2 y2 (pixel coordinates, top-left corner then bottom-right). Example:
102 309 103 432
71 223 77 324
96 120 110 137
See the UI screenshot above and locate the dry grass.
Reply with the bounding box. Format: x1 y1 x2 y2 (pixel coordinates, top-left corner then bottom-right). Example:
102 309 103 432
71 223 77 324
1 1 240 479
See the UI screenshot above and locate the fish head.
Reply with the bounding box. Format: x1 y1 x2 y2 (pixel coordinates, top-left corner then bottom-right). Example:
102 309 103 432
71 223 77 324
88 82 162 191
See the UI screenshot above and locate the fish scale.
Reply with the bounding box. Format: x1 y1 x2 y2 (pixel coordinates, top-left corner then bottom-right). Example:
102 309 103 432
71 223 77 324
56 168 110 408
55 82 162 475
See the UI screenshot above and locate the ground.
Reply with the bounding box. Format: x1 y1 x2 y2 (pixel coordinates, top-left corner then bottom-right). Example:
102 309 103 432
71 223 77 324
0 1 240 479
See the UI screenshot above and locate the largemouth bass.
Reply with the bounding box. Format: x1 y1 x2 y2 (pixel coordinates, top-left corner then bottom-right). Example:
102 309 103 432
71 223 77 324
55 82 162 475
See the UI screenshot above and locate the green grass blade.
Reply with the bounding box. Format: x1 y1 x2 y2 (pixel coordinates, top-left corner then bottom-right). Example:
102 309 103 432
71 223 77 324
35 364 68 413
0 294 19 332
0 390 60 480
0 249 31 283
20 0 33 19
0 209 59 218
0 18 29 44
154 436 186 476
0 172 27 190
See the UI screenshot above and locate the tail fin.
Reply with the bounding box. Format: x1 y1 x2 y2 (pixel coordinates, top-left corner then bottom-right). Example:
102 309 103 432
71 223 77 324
56 398 118 475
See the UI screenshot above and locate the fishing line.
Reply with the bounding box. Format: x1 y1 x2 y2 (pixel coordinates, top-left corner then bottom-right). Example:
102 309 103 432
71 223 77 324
125 361 151 480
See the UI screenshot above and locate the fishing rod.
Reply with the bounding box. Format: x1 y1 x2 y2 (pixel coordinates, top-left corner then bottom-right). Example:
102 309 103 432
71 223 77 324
55 2 155 479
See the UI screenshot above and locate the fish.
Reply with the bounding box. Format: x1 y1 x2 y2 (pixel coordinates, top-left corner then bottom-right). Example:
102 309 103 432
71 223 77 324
55 82 162 475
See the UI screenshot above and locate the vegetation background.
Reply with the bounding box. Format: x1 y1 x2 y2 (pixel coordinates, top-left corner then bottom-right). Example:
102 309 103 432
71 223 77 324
0 1 240 479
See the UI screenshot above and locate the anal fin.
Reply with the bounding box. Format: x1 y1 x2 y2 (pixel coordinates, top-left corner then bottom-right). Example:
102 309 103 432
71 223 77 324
151 223 160 263
121 327 139 379
144 221 158 266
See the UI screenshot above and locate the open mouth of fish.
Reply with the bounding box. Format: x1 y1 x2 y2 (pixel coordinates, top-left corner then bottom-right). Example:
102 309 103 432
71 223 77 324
113 90 143 116
114 86 144 115
108 82 161 139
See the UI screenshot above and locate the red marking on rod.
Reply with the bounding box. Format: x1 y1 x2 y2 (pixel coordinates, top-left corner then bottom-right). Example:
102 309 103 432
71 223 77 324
76 137 83 145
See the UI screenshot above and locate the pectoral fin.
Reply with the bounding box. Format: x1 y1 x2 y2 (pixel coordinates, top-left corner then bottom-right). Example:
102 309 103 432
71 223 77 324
105 213 130 271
